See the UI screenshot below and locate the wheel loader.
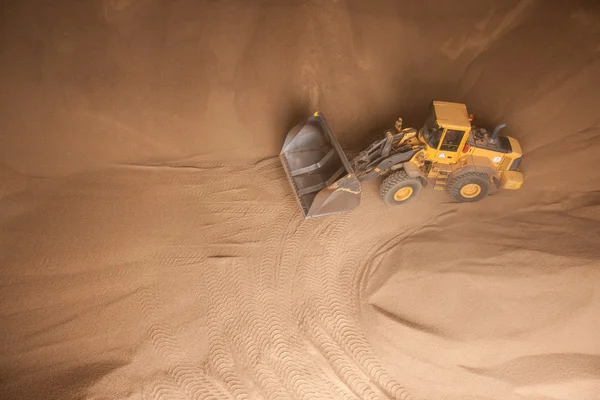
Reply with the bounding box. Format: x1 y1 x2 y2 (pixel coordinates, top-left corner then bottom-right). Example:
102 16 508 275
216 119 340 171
280 101 523 218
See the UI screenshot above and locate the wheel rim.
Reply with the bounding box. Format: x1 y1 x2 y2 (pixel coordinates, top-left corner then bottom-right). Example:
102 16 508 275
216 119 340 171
393 186 413 201
460 183 481 198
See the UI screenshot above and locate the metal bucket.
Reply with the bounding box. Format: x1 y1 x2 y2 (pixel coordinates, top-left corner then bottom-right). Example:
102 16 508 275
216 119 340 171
279 112 361 218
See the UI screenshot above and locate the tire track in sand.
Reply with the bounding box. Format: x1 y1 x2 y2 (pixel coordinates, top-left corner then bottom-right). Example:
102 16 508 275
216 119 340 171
268 214 359 400
335 209 455 400
136 285 233 400
207 257 294 400
160 156 298 398
330 236 415 400
252 209 344 399
296 214 403 400
205 265 253 399
138 156 419 399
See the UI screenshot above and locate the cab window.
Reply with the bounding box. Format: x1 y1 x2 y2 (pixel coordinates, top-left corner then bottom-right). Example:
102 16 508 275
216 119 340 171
430 128 443 149
422 116 444 149
440 129 465 152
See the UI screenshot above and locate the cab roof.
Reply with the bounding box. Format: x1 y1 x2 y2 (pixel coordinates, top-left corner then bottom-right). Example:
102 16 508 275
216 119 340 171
433 101 471 130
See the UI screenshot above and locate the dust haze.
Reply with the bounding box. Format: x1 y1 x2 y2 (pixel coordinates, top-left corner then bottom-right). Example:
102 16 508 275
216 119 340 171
1 1 600 400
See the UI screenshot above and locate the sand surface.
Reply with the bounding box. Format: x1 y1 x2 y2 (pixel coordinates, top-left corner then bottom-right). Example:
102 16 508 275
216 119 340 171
2 1 600 399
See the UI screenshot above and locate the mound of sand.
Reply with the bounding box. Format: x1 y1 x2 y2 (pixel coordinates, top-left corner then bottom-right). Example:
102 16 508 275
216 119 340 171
1 1 599 399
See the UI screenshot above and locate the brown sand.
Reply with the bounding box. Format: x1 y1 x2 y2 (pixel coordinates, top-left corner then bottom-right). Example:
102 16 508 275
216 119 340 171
1 1 600 399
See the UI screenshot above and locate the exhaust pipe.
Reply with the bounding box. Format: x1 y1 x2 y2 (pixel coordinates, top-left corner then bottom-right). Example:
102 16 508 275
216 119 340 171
489 122 507 144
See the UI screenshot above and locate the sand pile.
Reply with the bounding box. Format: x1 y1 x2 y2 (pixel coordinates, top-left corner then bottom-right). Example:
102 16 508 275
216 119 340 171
1 1 599 399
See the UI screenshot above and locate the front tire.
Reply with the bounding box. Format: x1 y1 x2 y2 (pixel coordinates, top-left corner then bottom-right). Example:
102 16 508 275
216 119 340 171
446 172 490 203
380 170 422 205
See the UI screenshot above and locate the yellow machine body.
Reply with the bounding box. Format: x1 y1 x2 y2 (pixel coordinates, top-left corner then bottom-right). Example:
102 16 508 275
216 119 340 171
280 100 524 218
399 101 524 190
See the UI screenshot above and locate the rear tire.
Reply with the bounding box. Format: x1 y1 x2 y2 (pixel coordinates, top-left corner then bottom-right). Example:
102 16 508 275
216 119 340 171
380 170 422 205
446 171 490 203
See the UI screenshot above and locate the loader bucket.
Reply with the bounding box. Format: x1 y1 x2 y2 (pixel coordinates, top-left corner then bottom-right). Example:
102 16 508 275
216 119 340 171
280 112 361 218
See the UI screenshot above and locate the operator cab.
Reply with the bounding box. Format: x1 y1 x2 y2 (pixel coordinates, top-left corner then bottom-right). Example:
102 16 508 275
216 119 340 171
419 101 472 162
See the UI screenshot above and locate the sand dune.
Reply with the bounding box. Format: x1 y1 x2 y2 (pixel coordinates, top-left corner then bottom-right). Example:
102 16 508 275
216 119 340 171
1 1 600 399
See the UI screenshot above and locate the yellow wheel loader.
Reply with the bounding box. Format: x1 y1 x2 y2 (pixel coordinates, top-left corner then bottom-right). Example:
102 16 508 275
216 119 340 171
280 101 523 218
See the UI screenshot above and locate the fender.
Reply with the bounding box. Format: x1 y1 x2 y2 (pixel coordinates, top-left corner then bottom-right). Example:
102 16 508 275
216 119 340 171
395 152 426 186
450 155 500 188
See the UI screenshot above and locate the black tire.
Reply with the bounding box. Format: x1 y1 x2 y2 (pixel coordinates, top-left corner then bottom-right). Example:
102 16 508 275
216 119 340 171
446 171 490 203
380 170 422 205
